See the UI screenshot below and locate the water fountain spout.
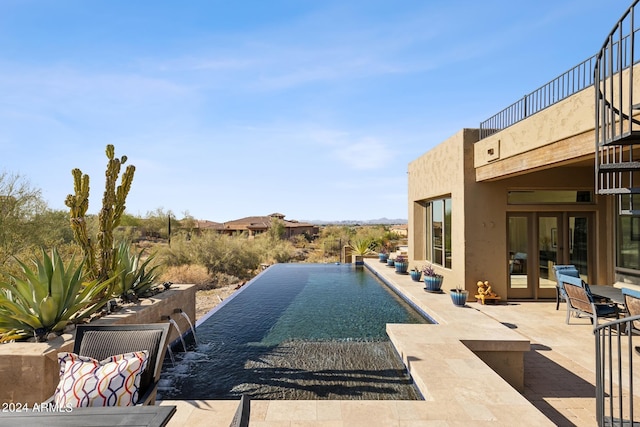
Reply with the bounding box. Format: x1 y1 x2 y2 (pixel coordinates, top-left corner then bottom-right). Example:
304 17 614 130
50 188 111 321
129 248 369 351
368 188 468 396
167 318 188 352
165 344 176 367
178 310 198 346
171 308 198 346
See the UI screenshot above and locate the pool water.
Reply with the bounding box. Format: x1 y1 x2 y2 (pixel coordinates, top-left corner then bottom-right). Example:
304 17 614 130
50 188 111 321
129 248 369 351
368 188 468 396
158 263 428 400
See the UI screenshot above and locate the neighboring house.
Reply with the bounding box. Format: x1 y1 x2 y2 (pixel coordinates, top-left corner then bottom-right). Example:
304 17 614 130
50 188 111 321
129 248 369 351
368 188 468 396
221 213 319 239
193 220 225 234
408 2 640 301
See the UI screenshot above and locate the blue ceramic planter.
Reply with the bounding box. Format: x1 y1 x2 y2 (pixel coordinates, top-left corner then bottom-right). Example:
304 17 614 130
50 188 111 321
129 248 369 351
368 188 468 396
387 258 395 267
378 253 389 263
394 261 408 274
424 275 444 293
409 270 422 281
450 290 469 307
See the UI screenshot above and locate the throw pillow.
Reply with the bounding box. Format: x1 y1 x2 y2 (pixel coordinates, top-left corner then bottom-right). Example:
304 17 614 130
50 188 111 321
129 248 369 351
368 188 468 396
54 350 149 407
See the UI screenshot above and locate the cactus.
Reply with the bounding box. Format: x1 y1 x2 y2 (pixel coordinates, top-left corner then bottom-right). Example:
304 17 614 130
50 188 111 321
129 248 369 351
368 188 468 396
65 145 135 282
65 168 96 278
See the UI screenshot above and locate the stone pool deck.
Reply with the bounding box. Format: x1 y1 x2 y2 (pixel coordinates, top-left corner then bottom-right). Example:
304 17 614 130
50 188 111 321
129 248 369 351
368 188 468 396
160 259 614 426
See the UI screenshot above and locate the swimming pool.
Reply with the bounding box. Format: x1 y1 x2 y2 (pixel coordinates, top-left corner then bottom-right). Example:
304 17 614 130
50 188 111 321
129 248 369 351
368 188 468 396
158 263 429 400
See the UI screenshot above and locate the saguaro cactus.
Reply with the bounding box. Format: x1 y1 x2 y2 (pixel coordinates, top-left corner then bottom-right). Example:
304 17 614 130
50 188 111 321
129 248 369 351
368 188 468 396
65 145 135 281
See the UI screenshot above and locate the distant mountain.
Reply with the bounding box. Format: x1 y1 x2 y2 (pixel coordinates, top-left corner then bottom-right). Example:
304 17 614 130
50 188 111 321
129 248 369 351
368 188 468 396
302 218 407 226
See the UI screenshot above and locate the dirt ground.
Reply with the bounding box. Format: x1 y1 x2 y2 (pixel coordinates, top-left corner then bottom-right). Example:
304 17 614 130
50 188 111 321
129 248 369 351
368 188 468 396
194 283 244 320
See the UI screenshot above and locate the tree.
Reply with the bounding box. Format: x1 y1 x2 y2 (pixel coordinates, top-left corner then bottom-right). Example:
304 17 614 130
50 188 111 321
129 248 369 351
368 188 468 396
143 207 174 239
0 171 48 264
267 217 286 241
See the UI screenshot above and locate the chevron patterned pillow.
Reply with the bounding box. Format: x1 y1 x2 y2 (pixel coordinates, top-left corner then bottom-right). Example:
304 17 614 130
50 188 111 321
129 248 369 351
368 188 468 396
54 351 149 407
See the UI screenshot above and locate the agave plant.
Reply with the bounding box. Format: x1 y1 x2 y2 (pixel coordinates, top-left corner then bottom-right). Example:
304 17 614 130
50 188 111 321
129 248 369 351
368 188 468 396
112 241 160 301
0 248 115 342
348 238 376 256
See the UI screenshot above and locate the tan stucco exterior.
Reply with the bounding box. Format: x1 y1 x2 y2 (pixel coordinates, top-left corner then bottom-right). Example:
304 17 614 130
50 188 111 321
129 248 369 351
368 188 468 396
408 79 620 299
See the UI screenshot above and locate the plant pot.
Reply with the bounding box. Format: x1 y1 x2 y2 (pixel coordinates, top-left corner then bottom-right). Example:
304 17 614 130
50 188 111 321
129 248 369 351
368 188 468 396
394 261 409 274
387 258 395 267
450 289 469 307
352 254 364 268
378 253 389 263
409 270 422 281
424 275 444 293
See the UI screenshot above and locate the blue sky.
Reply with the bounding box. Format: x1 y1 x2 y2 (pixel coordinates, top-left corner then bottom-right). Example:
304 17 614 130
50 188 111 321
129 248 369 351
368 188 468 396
0 1 629 222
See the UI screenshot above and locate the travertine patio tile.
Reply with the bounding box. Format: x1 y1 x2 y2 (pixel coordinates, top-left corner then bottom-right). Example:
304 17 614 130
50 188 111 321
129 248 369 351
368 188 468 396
251 400 271 421
266 400 318 421
315 401 342 420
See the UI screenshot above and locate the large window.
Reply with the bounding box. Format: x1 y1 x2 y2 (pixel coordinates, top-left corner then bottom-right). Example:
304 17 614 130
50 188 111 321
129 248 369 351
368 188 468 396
426 197 451 268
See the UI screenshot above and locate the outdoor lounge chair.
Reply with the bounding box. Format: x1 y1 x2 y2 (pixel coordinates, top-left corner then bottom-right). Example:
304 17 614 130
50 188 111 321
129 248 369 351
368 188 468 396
560 274 619 326
51 323 171 406
622 287 640 334
552 264 580 310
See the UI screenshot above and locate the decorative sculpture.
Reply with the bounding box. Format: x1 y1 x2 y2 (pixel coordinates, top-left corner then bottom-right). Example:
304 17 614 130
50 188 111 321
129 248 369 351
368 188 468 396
475 280 501 304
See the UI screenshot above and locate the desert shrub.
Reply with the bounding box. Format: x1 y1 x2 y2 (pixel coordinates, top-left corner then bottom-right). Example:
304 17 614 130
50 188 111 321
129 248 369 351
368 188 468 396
161 232 261 280
158 232 195 267
253 235 297 264
290 234 308 248
159 264 216 290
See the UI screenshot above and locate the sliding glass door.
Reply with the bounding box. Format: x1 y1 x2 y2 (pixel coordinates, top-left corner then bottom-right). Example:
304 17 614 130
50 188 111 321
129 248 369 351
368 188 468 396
508 212 591 299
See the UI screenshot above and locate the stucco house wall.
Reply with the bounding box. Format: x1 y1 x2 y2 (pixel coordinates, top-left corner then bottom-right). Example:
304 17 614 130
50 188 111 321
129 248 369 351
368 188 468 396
409 124 610 299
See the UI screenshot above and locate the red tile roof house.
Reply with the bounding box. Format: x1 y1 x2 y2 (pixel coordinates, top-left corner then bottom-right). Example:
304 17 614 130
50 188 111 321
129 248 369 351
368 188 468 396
219 213 319 239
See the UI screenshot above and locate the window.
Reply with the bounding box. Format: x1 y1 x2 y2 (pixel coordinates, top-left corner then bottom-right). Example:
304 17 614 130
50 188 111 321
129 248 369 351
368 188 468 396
425 197 451 268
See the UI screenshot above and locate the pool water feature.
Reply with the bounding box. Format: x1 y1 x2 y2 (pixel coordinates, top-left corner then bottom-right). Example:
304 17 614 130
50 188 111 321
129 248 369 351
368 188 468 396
158 263 429 400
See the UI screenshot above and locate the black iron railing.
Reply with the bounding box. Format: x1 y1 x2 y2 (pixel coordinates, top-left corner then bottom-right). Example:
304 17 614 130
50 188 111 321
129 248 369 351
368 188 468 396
479 55 597 140
594 315 640 426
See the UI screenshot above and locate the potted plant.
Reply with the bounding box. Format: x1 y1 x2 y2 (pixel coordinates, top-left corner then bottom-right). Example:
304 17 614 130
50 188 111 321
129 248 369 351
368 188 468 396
450 284 469 307
394 255 409 274
422 263 444 293
378 247 389 263
348 239 375 268
409 266 422 282
386 257 395 267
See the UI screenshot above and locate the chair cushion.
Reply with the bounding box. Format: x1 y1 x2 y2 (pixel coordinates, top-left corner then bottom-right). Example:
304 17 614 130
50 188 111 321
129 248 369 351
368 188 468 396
594 304 618 317
75 328 164 398
54 351 148 407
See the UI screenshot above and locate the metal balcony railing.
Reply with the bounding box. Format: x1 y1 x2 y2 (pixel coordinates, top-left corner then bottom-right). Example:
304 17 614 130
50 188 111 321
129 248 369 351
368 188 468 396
479 55 597 140
594 314 640 426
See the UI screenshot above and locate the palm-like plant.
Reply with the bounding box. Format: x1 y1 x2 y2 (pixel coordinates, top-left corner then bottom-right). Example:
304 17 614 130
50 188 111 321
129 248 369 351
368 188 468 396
0 248 114 342
113 241 160 301
348 238 376 256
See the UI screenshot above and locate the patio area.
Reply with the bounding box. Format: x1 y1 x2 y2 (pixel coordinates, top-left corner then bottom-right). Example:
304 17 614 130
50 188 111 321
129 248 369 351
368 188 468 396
159 259 640 426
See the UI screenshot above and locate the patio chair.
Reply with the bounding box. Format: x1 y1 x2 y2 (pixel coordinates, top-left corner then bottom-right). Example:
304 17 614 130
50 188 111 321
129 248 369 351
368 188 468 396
54 323 170 406
552 265 579 310
622 287 640 334
560 274 619 326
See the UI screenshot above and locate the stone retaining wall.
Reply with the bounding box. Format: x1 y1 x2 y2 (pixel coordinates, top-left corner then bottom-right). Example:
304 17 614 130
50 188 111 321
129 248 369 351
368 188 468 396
0 284 196 404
